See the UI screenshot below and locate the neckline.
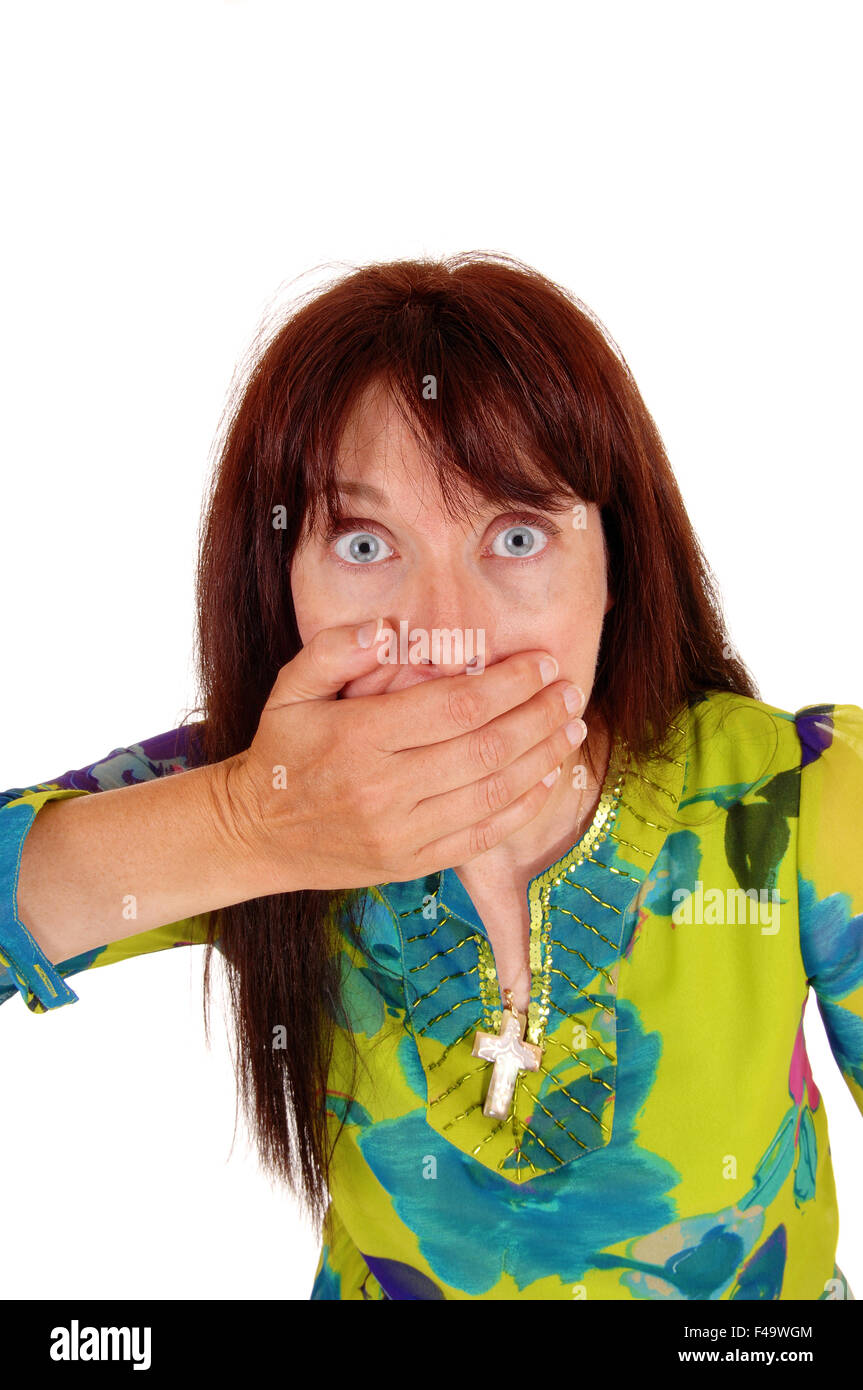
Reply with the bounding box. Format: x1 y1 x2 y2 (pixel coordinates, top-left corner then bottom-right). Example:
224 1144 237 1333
370 704 689 1182
452 742 631 1042
437 735 632 950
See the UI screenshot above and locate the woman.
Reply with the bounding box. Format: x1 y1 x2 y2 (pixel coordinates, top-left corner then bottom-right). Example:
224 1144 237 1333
1 252 860 1301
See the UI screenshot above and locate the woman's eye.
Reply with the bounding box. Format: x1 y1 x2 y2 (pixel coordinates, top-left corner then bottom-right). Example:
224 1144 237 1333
329 517 556 565
490 523 550 559
333 530 394 565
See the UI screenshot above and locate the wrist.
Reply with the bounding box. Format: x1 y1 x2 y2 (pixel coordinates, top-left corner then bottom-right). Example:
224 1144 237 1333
199 751 296 900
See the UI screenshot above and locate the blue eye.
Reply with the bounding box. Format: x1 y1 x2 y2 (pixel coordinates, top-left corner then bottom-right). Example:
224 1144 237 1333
333 530 394 564
490 523 550 558
326 513 558 566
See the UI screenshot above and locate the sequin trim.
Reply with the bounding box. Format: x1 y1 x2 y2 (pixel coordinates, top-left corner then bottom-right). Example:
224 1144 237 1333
476 744 631 1049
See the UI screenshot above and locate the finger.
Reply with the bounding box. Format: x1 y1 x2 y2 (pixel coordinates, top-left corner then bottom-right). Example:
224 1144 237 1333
264 618 394 707
368 649 566 752
411 774 562 874
408 713 587 844
391 673 583 801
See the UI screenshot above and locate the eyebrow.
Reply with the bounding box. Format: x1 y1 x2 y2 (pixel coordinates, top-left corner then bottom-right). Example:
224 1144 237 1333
333 476 580 517
335 480 390 505
334 480 518 512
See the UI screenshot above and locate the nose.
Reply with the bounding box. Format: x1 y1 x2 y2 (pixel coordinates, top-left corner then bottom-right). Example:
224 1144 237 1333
387 569 491 690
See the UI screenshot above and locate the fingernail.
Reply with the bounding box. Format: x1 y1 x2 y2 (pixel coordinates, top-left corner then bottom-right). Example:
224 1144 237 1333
542 765 562 787
565 719 587 745
563 683 584 714
357 618 384 647
540 656 559 685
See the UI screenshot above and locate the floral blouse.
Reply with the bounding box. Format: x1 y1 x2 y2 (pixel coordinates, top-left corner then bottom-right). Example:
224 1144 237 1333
1 691 861 1300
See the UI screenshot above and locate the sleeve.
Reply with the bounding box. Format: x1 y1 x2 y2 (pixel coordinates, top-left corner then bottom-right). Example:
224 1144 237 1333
795 702 863 1115
0 722 216 1015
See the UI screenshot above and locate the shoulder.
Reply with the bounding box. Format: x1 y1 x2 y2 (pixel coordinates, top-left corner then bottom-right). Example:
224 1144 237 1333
793 703 863 845
682 691 863 803
791 703 863 768
684 691 803 784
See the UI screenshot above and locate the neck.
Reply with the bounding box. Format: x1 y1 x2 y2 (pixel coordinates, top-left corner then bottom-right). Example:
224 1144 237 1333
454 712 614 895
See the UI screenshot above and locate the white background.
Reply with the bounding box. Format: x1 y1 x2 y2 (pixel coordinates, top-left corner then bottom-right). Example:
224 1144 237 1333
1 0 861 1300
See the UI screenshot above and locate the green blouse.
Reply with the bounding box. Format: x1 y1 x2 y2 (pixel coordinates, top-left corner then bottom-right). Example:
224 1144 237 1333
1 690 861 1300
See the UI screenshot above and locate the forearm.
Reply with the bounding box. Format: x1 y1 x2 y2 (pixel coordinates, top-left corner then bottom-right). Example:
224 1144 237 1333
15 756 268 964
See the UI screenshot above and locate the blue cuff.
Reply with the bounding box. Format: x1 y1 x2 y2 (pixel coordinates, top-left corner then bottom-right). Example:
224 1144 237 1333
0 800 80 1010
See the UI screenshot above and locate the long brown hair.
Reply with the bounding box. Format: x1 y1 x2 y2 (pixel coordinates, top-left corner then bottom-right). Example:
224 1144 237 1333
186 251 758 1231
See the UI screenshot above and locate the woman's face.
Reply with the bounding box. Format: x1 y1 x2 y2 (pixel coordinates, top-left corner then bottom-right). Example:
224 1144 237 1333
290 386 613 708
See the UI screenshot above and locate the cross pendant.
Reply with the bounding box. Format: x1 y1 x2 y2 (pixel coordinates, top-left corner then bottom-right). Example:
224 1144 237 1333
471 991 542 1120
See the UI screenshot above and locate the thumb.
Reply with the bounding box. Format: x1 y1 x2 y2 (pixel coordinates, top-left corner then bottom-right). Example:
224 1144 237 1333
266 617 393 707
